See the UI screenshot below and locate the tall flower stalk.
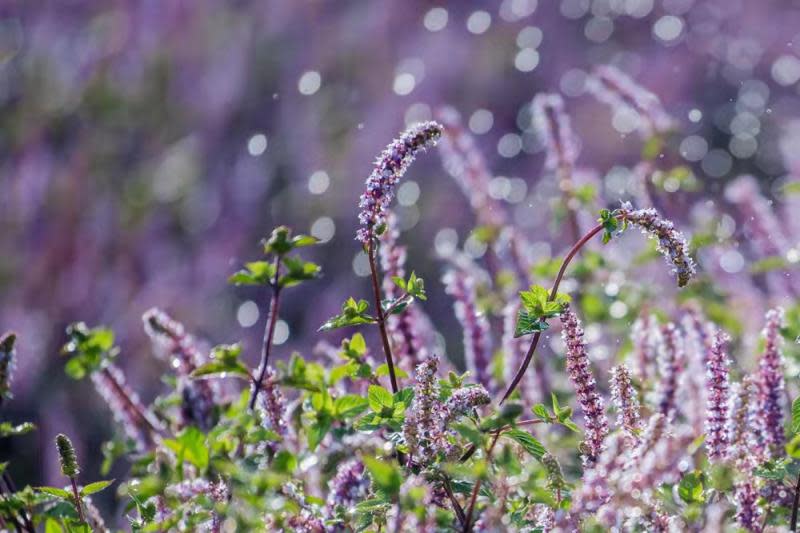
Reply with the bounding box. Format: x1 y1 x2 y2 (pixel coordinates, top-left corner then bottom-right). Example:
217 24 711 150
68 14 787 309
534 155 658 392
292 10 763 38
705 330 731 462
756 307 786 459
610 364 642 446
55 434 85 524
561 304 609 466
357 122 442 392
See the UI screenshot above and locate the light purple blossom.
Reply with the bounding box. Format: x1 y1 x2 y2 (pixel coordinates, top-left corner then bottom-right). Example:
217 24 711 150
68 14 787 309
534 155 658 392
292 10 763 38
443 269 493 390
654 323 683 421
92 364 162 451
256 366 287 439
403 356 451 465
704 330 731 462
356 122 442 243
630 313 658 383
586 65 674 136
326 460 371 514
755 307 786 460
532 93 579 173
143 308 218 430
560 304 609 466
444 386 490 419
734 478 762 532
618 202 696 287
609 364 642 446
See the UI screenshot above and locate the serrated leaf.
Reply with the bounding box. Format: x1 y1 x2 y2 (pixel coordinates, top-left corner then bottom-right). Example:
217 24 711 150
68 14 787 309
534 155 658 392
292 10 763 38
163 427 209 471
334 395 369 418
35 487 72 500
791 396 800 434
504 429 547 461
363 456 401 497
514 309 550 338
678 471 705 504
367 385 394 413
376 364 408 379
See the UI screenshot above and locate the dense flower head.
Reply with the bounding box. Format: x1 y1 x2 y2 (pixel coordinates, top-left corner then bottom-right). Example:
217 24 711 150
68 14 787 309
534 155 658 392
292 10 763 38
654 323 683 421
444 385 490 419
403 356 450 465
618 202 696 287
443 269 493 390
586 65 674 136
609 364 642 445
92 364 162 451
55 433 80 478
532 92 579 172
256 366 287 439
704 330 731 462
356 121 442 243
560 304 609 466
727 377 757 466
734 478 762 532
756 307 786 459
326 460 371 514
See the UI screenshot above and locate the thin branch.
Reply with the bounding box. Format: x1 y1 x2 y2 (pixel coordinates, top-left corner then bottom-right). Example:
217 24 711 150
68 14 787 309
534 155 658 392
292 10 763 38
367 238 400 393
249 255 282 410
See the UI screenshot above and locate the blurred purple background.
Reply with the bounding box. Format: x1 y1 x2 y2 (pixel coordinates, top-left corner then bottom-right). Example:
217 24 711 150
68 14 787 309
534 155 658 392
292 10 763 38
2 0 800 501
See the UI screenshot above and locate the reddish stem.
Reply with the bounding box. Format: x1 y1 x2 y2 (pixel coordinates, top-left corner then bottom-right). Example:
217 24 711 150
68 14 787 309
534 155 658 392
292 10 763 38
70 477 85 524
500 222 606 404
367 238 400 393
249 256 282 410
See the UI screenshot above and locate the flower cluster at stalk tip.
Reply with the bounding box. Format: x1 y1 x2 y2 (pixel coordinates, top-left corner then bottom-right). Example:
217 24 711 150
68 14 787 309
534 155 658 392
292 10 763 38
356 121 442 244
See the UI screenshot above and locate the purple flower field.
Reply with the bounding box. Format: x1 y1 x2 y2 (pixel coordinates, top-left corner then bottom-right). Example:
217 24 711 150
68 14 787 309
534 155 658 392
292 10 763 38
2 1 800 530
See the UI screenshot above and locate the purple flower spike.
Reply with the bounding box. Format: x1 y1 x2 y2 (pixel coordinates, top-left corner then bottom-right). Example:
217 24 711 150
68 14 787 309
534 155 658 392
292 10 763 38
443 269 493 390
326 460 371 516
618 202 696 287
734 478 762 532
756 307 786 460
586 65 674 136
560 304 609 466
654 323 683 421
356 122 442 244
445 386 490 420
256 366 287 439
609 364 642 446
705 330 731 463
403 356 451 465
532 93 579 173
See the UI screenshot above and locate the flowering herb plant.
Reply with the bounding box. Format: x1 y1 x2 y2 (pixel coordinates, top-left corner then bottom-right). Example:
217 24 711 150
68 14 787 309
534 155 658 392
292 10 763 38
3 66 800 533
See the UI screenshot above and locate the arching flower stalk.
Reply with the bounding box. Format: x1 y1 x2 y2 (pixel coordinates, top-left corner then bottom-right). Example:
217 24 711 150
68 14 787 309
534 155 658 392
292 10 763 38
502 203 693 405
586 65 674 137
357 122 442 394
705 330 731 463
618 202 696 287
532 93 581 239
560 304 609 466
443 269 493 390
654 323 683 421
143 308 218 431
755 307 786 460
610 364 642 447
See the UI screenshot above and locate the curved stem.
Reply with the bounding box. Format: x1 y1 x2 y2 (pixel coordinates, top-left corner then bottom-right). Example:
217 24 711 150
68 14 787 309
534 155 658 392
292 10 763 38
500 222 606 404
249 256 282 410
462 431 502 532
367 238 399 393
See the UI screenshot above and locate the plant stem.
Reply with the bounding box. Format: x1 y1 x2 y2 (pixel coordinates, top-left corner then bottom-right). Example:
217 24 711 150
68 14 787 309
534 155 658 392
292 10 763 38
791 469 800 531
500 221 606 404
442 475 466 526
249 255 282 410
367 238 400 393
462 431 502 532
69 477 85 524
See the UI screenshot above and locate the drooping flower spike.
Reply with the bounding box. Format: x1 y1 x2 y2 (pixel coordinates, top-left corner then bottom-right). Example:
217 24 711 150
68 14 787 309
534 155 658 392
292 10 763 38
356 121 442 244
617 202 696 287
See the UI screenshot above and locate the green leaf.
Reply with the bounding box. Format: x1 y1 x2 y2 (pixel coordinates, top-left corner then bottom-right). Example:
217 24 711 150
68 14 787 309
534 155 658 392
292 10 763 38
280 256 322 288
272 450 297 474
392 387 414 407
376 364 408 379
228 261 276 286
598 209 621 244
334 395 369 418
163 427 209 471
513 309 550 338
35 486 72 500
363 456 402 497
308 414 331 451
80 480 114 496
504 429 547 461
318 298 375 331
291 234 319 248
191 344 250 379
0 422 36 437
61 323 118 378
792 396 800 434
678 471 705 504
367 385 394 413
531 404 550 422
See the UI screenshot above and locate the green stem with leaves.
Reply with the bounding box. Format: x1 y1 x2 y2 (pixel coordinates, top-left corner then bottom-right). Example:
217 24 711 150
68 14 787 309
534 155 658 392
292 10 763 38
249 255 282 410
